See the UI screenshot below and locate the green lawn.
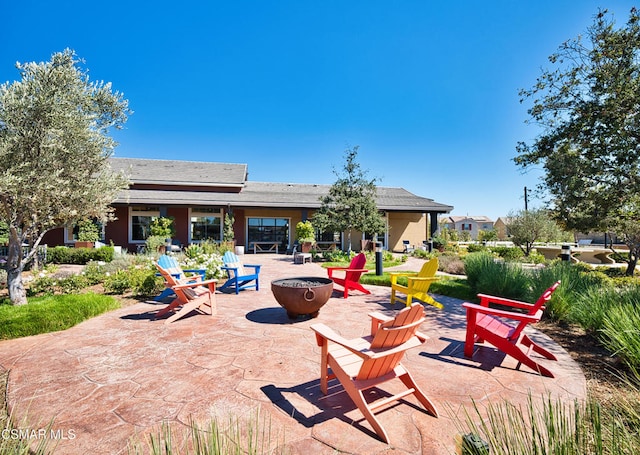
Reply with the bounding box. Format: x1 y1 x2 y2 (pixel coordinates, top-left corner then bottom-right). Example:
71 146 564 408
0 293 120 340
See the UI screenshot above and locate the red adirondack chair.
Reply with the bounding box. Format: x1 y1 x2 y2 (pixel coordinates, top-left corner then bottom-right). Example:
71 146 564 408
462 281 561 377
327 252 371 298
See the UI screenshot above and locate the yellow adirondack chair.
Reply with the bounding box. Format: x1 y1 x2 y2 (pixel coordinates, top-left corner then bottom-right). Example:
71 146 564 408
389 257 442 309
310 303 438 443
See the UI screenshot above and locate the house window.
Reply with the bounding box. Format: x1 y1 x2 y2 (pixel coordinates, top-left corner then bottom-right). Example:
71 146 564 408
461 223 472 231
130 206 160 242
247 217 289 248
190 207 222 242
317 230 340 243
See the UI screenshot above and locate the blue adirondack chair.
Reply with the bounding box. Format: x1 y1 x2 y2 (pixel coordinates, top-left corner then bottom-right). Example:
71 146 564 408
154 254 206 301
219 251 261 294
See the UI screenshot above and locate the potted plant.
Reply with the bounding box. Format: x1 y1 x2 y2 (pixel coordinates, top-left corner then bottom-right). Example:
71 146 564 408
223 211 237 252
147 216 176 253
75 219 100 248
296 220 316 253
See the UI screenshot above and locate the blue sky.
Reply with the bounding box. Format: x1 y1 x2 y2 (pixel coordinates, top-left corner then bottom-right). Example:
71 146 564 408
3 1 638 220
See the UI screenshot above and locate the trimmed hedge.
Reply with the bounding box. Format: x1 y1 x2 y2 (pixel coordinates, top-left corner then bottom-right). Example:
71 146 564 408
46 246 114 264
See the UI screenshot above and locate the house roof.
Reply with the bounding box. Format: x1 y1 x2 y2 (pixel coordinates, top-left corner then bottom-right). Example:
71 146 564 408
109 157 247 188
110 157 453 213
445 215 494 223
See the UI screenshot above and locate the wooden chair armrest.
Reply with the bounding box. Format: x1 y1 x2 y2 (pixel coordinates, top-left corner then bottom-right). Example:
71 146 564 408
476 293 534 309
368 311 393 323
462 302 540 323
243 264 261 271
311 323 424 360
407 276 439 283
388 271 418 277
310 324 372 359
368 311 393 334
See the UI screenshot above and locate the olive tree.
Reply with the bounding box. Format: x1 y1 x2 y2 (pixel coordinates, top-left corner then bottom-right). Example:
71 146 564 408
515 8 640 274
507 209 562 256
313 146 385 252
0 49 130 304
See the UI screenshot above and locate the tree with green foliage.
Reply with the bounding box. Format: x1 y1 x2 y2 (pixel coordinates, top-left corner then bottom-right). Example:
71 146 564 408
76 219 101 242
507 209 561 256
313 146 385 252
0 49 130 304
477 229 498 243
223 211 235 242
514 8 640 274
149 217 175 238
605 195 640 273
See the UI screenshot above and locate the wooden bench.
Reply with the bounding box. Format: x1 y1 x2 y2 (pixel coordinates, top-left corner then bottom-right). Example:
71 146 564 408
252 242 279 254
315 242 337 253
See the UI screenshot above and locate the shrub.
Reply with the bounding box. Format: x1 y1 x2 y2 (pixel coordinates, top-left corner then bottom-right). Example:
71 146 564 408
601 302 640 372
475 261 530 301
491 246 524 261
571 283 640 334
521 251 546 264
455 394 640 455
145 235 168 254
322 249 350 262
530 261 612 322
102 269 132 295
27 276 57 296
103 265 162 296
467 243 488 253
438 254 465 275
47 246 114 265
181 246 224 279
82 261 108 285
76 219 101 242
463 252 497 291
412 249 436 259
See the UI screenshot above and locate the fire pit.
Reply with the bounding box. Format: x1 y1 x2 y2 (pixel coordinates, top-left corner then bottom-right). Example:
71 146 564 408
271 277 333 319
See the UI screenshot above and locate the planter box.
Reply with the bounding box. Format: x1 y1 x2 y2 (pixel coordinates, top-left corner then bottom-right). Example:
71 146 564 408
74 241 94 248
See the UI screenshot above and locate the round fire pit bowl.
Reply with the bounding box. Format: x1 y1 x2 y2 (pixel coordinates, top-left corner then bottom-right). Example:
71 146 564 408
271 277 334 319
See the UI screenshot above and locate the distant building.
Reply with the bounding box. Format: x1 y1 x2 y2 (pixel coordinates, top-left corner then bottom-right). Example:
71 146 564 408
441 215 494 241
494 217 512 241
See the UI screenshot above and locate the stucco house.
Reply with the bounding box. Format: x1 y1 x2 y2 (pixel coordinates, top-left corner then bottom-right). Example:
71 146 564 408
494 217 512 240
43 157 453 253
440 215 494 241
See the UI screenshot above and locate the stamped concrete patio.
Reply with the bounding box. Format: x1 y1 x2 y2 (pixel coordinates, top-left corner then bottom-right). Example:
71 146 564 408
0 254 586 454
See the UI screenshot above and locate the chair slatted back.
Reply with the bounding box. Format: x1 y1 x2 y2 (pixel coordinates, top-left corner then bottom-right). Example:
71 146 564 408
157 255 184 279
412 258 439 292
357 304 425 381
155 263 180 287
222 252 246 278
345 253 367 282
